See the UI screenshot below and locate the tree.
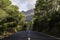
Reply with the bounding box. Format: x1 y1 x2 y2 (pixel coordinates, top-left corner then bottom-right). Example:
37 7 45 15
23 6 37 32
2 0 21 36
0 0 11 8
0 0 26 35
33 0 60 37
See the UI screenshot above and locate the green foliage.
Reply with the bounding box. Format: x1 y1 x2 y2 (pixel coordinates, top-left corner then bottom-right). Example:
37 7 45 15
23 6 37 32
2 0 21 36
0 0 11 8
33 0 60 37
0 9 9 18
0 0 26 36
4 5 19 17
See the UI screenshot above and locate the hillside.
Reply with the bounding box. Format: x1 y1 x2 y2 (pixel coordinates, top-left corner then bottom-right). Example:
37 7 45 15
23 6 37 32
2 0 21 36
22 9 34 22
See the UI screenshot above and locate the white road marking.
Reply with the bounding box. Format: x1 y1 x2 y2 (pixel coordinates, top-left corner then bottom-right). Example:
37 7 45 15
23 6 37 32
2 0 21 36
28 37 30 40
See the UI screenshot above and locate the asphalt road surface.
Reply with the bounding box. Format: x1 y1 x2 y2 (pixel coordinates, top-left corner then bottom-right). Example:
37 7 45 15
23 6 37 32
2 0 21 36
1 30 58 40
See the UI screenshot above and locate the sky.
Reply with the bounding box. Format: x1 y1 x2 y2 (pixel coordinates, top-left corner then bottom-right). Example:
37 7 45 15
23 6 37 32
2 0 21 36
10 0 36 11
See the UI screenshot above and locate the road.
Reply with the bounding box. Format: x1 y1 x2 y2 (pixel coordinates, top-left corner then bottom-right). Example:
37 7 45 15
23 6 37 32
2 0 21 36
1 30 58 40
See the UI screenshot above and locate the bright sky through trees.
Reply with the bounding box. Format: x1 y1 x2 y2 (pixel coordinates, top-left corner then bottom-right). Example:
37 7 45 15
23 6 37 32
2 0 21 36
10 0 36 11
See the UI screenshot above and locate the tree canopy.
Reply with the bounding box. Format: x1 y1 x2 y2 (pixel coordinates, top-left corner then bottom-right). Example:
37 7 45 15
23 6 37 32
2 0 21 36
33 0 60 37
0 0 26 36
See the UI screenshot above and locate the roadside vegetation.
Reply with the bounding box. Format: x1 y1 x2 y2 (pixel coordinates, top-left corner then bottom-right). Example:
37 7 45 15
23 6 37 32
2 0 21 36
0 0 60 39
